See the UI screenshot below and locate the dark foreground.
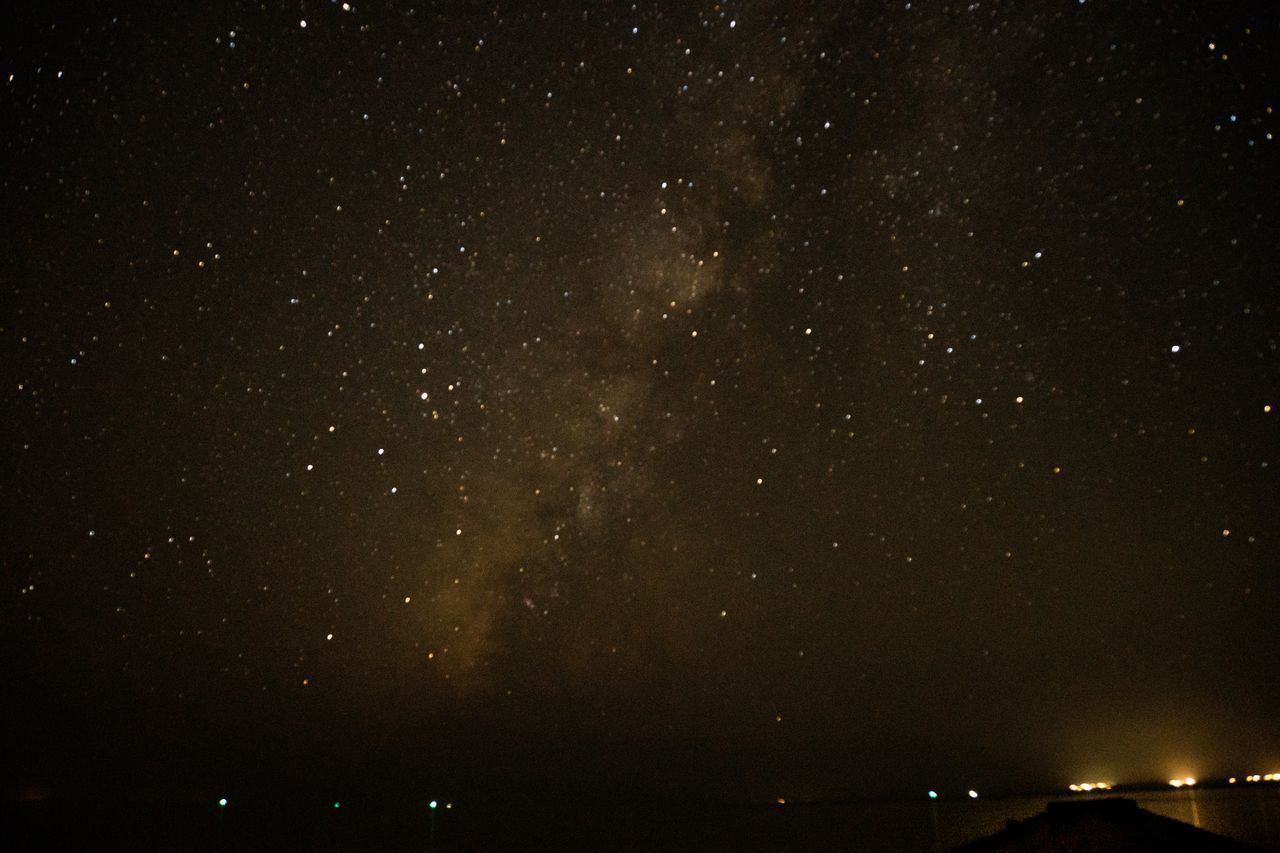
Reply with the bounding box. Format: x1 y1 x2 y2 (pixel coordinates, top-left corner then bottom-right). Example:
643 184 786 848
3 784 1278 851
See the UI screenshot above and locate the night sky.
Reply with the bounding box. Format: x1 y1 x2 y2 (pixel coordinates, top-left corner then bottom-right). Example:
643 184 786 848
4 0 1278 820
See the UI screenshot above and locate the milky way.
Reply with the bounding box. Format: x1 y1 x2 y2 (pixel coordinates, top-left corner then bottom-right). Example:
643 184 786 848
4 0 1278 809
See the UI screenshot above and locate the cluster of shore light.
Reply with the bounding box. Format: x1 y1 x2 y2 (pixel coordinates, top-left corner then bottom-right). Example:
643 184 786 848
1070 774 1280 792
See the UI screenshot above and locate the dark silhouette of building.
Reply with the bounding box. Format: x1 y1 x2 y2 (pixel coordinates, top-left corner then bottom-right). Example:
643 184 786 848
954 797 1264 852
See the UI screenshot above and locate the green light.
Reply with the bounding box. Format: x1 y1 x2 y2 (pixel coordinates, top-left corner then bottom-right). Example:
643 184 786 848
429 800 438 810
333 801 341 809
928 791 938 799
218 798 228 808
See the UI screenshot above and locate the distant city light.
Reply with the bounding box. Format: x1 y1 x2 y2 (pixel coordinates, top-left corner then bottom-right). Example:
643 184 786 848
928 790 938 799
1169 777 1196 788
1229 778 1237 784
776 797 787 805
1068 781 1112 792
968 789 979 799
